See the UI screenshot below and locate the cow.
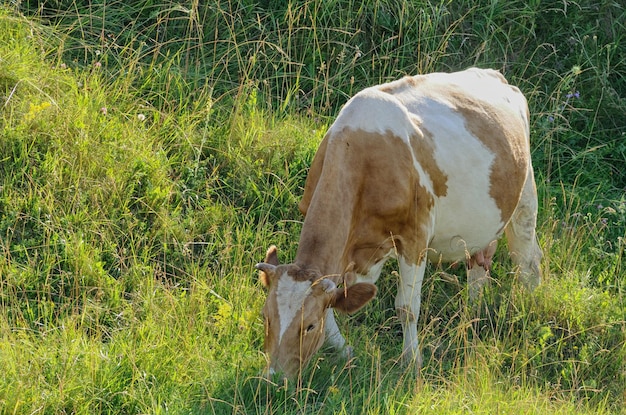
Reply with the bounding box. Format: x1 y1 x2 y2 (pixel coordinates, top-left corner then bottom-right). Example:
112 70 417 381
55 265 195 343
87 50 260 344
256 68 543 381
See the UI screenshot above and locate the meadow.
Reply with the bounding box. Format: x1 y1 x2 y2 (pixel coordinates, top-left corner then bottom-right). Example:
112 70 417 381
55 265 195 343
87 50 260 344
0 1 624 413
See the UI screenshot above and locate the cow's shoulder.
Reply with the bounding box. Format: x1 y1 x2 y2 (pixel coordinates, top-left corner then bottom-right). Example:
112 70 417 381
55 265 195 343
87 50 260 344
330 86 417 139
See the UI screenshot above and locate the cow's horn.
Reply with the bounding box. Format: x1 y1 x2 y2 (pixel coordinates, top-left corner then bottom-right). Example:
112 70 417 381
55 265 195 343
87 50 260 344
319 278 337 293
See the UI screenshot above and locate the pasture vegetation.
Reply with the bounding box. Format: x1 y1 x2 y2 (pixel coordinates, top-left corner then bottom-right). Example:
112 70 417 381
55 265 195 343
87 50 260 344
0 1 624 413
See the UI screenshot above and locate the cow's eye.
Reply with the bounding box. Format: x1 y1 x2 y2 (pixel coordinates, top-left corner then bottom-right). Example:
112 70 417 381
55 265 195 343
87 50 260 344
305 324 315 333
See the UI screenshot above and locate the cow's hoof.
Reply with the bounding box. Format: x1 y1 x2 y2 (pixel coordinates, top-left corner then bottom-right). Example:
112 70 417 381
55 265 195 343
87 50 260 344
400 350 423 374
341 345 354 360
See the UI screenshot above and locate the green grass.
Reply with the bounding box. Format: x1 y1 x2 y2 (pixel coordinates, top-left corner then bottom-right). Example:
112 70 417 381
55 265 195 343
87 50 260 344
1 1 625 414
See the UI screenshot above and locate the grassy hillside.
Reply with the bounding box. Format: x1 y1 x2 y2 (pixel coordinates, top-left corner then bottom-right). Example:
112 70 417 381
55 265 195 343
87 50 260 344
1 1 625 414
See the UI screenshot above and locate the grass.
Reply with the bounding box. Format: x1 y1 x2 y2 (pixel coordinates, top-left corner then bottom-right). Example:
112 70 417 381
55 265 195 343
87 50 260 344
1 1 625 414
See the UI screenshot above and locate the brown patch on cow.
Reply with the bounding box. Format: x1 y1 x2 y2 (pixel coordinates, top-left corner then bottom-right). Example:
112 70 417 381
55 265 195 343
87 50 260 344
344 131 434 268
287 265 322 282
299 133 330 216
482 68 508 85
295 127 439 275
409 125 448 198
261 286 279 359
339 129 436 270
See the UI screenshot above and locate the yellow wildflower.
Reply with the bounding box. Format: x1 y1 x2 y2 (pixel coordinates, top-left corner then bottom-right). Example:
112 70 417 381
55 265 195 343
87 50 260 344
24 101 51 122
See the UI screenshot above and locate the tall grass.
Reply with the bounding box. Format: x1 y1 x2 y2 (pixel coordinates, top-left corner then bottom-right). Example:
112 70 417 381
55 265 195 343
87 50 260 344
1 1 625 414
18 1 625 196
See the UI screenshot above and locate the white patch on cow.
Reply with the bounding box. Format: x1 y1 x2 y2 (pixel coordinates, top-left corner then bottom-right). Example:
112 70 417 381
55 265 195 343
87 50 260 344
276 276 311 343
332 88 416 139
409 98 504 260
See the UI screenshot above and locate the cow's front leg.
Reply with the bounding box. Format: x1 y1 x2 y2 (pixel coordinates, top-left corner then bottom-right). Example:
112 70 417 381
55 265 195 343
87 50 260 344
325 256 388 360
396 257 427 371
324 308 352 358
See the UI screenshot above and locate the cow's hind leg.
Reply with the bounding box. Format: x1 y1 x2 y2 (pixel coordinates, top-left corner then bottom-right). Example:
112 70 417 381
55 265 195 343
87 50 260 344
505 167 543 290
396 257 426 370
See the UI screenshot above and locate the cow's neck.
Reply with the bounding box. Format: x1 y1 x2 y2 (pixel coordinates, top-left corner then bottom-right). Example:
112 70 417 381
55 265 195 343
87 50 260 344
295 172 357 276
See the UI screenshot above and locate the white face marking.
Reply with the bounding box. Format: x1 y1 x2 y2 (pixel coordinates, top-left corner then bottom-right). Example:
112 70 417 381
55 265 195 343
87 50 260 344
276 276 311 343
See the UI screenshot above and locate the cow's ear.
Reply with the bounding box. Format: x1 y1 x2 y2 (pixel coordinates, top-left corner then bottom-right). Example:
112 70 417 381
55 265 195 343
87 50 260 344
330 283 377 313
256 246 280 288
256 263 276 288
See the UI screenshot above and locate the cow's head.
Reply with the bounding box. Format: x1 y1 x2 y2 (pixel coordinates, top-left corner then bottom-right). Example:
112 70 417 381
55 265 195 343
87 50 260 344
256 246 377 380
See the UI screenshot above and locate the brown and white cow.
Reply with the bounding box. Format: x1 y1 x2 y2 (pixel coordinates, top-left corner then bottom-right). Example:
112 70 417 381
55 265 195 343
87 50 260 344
256 68 543 380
